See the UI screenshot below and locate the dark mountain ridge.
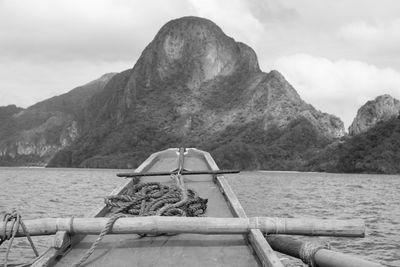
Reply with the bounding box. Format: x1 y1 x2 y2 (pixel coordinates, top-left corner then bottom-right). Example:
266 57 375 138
48 16 344 169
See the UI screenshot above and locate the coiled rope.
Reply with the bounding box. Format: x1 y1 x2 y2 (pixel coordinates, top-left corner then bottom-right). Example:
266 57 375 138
1 209 39 267
104 175 208 217
73 174 208 266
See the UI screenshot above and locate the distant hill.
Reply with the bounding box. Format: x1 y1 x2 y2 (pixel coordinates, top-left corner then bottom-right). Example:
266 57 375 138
0 73 116 165
309 115 400 174
48 16 344 169
308 95 400 174
0 105 24 148
338 115 400 173
349 94 400 135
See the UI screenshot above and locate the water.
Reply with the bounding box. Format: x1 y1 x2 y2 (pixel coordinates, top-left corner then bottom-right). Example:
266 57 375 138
0 168 399 266
228 171 400 266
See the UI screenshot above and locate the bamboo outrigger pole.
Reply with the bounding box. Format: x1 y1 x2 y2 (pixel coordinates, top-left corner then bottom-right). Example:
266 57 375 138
118 148 240 177
266 235 384 267
116 169 240 177
0 216 364 238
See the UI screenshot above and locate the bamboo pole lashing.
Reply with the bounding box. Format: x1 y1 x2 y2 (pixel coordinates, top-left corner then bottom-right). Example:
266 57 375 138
0 216 365 238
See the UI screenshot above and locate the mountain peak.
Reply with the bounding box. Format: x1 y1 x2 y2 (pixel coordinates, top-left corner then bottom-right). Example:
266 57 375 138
349 94 400 135
162 16 224 33
268 69 285 79
138 16 260 87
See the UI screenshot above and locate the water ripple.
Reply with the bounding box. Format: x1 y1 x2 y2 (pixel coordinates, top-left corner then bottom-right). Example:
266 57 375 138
227 171 400 267
0 168 399 266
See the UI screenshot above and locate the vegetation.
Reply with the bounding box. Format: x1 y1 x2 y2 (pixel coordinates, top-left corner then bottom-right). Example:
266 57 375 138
308 115 400 174
47 112 332 171
45 62 340 171
335 115 400 173
0 74 115 167
0 105 23 140
0 154 46 166
48 118 184 168
202 118 330 171
49 113 400 174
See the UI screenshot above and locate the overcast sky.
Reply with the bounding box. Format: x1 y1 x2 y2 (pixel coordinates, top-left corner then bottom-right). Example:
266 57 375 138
1 0 399 129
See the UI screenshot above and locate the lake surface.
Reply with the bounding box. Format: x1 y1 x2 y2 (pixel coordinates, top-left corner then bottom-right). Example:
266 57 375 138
0 167 399 266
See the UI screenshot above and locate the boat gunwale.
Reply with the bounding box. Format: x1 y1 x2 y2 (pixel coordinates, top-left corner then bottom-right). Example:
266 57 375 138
202 149 283 267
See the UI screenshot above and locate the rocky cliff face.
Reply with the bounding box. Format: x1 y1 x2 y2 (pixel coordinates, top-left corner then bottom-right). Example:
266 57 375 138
87 17 343 138
0 73 115 165
49 16 344 169
349 94 400 136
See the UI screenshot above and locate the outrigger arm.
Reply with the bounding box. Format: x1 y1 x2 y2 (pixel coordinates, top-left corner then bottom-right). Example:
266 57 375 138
117 169 240 178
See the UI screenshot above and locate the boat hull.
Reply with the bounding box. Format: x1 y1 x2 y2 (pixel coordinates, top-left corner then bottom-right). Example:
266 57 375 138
33 148 278 266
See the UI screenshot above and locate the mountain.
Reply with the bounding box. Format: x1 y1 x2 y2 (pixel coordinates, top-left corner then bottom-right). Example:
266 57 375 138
349 94 400 135
0 105 24 149
0 73 116 166
48 16 344 169
308 95 400 174
311 115 400 174
337 115 400 173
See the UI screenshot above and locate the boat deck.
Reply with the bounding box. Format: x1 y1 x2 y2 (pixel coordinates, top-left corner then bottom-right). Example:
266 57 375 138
55 149 260 266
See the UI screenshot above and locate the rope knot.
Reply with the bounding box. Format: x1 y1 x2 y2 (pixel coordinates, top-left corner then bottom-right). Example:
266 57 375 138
1 209 39 266
2 209 17 241
299 241 330 267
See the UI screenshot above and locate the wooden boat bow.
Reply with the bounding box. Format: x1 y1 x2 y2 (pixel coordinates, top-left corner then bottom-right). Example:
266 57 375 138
1 148 384 267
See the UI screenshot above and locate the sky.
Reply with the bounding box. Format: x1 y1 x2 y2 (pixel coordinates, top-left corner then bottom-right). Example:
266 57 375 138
1 0 399 129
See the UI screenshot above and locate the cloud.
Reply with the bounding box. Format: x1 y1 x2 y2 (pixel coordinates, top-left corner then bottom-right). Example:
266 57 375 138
246 0 299 25
0 0 194 107
0 0 193 63
339 19 400 53
187 0 299 58
188 0 265 46
1 0 400 120
0 59 131 108
274 54 400 129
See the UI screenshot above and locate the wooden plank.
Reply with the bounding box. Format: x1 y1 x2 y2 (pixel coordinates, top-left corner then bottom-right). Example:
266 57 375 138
215 176 284 267
215 176 247 218
31 230 72 266
249 229 284 267
53 231 70 250
200 149 284 267
31 248 57 267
